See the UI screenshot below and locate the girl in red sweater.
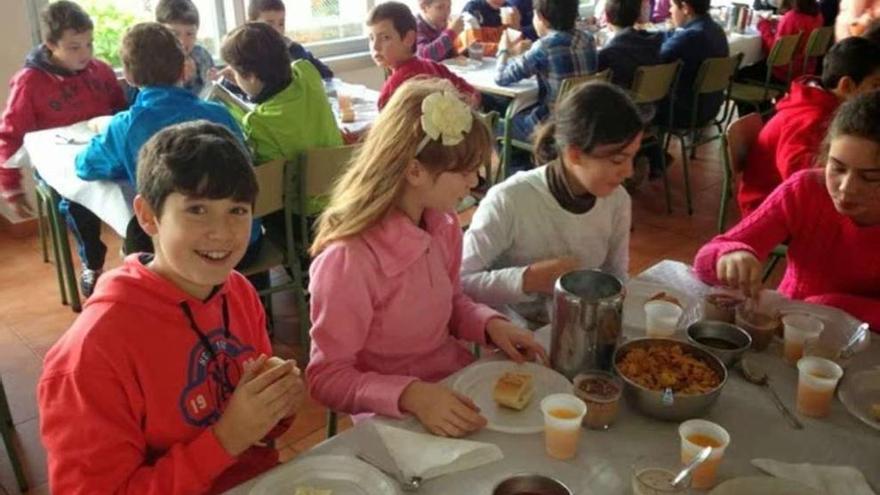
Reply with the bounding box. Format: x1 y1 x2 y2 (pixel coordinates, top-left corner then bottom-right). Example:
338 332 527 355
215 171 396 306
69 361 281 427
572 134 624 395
757 0 824 81
694 91 880 331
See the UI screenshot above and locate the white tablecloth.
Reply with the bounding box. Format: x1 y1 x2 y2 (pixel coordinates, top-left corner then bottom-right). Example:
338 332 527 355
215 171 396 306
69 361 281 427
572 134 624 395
228 261 879 495
444 57 540 114
728 31 764 67
21 122 134 237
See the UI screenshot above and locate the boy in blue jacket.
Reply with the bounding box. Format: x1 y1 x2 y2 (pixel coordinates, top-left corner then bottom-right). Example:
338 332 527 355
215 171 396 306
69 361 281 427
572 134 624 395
72 23 247 296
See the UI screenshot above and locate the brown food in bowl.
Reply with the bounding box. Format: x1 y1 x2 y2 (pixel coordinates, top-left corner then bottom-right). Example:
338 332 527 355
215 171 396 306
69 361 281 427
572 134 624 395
574 373 622 429
617 343 721 394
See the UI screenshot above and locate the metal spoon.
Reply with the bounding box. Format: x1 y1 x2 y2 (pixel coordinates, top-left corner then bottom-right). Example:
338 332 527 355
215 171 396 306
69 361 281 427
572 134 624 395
839 323 869 360
671 446 712 488
355 452 422 491
740 357 804 429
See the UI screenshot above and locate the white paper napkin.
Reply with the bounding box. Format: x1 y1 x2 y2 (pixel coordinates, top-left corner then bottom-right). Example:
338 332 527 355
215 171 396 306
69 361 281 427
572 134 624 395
752 458 877 495
373 422 503 481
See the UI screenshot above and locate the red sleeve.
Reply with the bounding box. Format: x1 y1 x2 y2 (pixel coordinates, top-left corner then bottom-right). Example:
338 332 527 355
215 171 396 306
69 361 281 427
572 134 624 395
694 172 803 286
39 367 236 494
0 70 38 195
757 18 778 54
804 293 880 330
377 74 400 110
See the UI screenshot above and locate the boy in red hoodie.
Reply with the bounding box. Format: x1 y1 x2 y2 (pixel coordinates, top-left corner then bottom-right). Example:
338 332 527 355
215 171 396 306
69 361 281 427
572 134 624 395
38 121 305 494
0 1 126 218
736 37 880 217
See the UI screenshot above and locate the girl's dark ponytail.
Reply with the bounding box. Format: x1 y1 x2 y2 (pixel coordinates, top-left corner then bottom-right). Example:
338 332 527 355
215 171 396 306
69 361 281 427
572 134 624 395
533 119 559 164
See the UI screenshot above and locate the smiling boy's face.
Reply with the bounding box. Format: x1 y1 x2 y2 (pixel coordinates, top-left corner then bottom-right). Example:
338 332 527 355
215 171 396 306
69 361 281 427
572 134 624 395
135 192 253 299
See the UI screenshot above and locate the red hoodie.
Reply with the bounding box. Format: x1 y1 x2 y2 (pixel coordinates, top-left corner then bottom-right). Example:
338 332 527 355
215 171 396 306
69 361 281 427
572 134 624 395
0 46 126 197
757 11 824 82
736 77 840 217
38 255 288 494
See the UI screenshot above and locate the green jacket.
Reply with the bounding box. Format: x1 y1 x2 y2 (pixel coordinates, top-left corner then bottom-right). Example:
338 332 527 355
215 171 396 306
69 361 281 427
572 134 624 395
240 60 342 213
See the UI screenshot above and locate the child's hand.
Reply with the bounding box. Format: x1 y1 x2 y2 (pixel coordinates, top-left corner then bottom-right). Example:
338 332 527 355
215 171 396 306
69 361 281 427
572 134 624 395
716 250 762 298
512 39 532 55
486 318 548 364
212 355 301 456
261 357 306 419
400 381 487 437
522 256 580 295
505 8 522 29
182 56 197 83
448 14 465 34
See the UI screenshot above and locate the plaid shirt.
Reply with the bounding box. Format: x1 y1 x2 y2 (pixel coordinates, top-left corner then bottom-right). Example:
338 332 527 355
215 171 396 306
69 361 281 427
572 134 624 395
495 29 597 129
416 14 456 61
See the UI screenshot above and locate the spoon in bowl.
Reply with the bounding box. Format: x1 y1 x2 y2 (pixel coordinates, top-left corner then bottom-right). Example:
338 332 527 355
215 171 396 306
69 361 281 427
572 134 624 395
740 356 804 429
671 446 712 488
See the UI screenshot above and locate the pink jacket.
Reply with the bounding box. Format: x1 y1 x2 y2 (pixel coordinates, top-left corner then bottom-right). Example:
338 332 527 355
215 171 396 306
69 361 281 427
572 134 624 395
306 208 503 418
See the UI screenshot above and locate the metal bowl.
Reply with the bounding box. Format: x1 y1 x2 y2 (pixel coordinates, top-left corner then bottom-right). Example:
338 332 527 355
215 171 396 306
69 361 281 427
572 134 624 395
686 320 752 366
613 338 728 421
492 474 572 495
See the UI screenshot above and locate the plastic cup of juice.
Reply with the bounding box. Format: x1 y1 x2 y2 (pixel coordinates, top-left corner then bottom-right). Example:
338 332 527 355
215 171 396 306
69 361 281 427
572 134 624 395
539 393 587 460
796 356 843 418
644 300 683 338
678 419 730 490
782 313 824 365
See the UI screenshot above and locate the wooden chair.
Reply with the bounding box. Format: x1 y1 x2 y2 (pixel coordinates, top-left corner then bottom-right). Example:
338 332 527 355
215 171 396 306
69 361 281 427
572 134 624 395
801 26 834 74
665 53 743 214
730 33 802 115
629 61 683 213
1 375 28 492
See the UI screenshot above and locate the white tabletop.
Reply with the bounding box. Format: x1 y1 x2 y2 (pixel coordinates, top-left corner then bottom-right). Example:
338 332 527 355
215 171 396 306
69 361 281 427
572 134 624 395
228 261 879 495
727 30 764 67
22 122 134 237
443 57 540 113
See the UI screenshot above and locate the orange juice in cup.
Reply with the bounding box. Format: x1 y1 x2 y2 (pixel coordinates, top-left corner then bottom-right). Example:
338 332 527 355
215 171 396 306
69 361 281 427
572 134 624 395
796 356 843 418
782 313 824 365
540 393 587 460
678 419 730 489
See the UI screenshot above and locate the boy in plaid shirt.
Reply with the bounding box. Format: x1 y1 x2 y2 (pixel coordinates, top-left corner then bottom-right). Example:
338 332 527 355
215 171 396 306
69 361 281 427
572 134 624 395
495 0 597 144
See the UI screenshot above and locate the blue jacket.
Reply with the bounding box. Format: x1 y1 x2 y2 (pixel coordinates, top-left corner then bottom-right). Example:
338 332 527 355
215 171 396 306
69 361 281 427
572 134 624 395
287 39 334 80
660 15 729 127
598 27 663 90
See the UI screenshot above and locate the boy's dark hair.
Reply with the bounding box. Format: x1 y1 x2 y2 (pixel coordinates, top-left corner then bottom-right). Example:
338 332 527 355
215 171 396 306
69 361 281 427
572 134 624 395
247 0 286 21
534 81 648 163
155 0 200 26
366 1 417 40
605 0 641 28
863 18 880 45
137 120 257 218
121 23 185 87
821 37 880 89
818 90 880 167
41 0 94 45
221 23 292 88
792 0 820 15
534 0 579 31
671 0 711 16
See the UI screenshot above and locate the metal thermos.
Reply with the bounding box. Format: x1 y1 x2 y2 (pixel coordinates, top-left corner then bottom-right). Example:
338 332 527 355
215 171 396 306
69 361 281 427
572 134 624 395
550 270 625 380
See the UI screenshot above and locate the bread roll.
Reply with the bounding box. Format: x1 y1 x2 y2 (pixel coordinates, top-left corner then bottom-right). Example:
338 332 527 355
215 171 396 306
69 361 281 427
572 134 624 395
493 371 534 410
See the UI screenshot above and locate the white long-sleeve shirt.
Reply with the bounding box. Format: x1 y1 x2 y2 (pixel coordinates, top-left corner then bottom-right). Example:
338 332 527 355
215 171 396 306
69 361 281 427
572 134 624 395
461 165 631 325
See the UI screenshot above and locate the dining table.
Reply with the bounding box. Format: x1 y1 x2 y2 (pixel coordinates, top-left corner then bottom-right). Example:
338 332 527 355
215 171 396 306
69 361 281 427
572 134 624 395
228 260 879 495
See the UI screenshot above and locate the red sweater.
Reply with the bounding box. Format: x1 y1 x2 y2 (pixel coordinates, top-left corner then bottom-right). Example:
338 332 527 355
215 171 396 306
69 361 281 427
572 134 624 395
757 11 823 82
0 46 126 197
377 56 479 110
696 169 880 330
737 77 840 216
39 255 290 494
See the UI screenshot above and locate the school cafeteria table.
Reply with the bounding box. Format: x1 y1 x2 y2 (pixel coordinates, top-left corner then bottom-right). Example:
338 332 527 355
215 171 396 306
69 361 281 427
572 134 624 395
228 261 879 495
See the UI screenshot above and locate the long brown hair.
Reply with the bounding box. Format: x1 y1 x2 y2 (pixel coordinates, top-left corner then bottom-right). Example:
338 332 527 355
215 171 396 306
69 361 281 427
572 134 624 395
310 78 492 255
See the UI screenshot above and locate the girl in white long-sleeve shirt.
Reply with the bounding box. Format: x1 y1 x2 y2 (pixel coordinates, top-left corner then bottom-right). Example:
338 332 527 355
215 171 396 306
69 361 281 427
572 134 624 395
461 81 647 326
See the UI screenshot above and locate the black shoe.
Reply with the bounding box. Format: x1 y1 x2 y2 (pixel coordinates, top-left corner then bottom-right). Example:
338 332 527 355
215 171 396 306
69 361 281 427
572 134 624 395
80 268 102 298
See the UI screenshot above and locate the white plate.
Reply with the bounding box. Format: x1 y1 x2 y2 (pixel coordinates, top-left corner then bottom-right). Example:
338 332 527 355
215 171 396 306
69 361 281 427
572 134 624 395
452 361 572 434
709 476 822 495
249 454 402 495
623 280 699 337
838 368 880 431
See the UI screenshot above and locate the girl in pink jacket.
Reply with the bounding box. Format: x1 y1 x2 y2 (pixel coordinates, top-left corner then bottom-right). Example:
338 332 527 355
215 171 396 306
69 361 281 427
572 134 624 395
694 90 880 330
306 79 546 437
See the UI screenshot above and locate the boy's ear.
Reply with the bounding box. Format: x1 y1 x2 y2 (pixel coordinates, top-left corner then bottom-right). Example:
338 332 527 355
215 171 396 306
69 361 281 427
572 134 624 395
133 195 160 237
835 75 857 97
404 29 417 50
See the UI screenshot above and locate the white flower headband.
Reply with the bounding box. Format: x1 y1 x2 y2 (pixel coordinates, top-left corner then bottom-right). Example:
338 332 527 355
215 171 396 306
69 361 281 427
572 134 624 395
416 91 474 154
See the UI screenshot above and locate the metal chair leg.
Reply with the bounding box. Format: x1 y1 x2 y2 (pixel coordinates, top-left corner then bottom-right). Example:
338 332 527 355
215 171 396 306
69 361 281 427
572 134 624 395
660 133 673 214
42 190 69 307
0 378 29 493
36 193 49 263
679 135 694 215
49 190 82 312
326 410 338 438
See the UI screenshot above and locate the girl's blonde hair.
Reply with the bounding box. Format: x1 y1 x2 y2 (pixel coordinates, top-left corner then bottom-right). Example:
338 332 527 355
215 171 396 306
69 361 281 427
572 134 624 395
310 77 492 255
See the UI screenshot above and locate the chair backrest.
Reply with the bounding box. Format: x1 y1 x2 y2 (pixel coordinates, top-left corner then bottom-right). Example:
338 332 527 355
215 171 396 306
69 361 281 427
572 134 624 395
557 69 613 102
802 26 834 73
252 158 287 219
767 33 802 68
630 61 682 104
297 145 359 199
724 112 763 175
694 53 743 95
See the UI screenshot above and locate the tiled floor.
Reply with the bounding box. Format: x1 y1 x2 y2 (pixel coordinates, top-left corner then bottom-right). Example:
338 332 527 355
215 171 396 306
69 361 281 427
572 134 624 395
0 139 768 494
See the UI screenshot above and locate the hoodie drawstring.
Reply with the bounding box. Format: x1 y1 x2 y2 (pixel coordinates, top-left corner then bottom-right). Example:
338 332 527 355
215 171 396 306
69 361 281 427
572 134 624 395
179 295 232 363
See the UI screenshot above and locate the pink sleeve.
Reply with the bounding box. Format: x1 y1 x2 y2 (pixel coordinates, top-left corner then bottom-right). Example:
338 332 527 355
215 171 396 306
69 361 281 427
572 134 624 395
804 294 880 331
443 214 505 343
305 243 418 418
694 174 800 285
39 369 235 494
